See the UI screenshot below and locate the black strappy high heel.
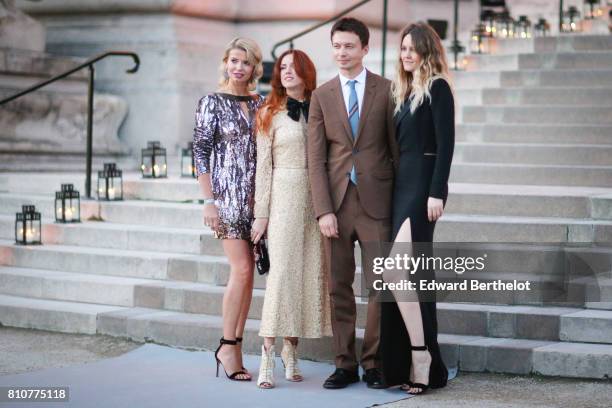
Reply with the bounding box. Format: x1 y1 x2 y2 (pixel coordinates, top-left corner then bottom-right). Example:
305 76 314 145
401 345 430 395
215 338 251 381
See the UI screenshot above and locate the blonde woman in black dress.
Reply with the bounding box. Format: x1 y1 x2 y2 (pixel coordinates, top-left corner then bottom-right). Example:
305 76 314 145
193 37 263 382
380 22 454 395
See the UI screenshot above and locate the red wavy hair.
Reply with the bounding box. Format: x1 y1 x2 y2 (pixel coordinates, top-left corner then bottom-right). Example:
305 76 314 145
256 49 317 135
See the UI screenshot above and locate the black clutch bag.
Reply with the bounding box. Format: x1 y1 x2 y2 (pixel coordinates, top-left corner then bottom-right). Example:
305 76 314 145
254 239 270 275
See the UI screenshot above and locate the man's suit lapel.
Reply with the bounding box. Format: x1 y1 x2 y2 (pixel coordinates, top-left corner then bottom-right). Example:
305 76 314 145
330 76 354 145
354 71 377 146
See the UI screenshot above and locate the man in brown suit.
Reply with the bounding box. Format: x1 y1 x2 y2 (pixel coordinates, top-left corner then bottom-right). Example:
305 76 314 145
307 17 397 389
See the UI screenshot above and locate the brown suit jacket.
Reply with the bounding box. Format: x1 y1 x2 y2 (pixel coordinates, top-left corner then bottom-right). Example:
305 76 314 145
307 70 399 220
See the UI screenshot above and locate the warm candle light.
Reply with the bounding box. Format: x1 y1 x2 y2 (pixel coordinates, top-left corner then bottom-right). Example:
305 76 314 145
108 188 115 200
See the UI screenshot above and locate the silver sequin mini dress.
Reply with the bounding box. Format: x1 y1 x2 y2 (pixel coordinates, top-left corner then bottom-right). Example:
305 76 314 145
193 92 264 240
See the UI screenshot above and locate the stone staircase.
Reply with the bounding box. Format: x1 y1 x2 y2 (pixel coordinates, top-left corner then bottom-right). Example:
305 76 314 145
1 34 612 380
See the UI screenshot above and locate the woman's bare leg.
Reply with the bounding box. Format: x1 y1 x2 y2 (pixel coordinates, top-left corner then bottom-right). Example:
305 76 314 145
217 239 254 380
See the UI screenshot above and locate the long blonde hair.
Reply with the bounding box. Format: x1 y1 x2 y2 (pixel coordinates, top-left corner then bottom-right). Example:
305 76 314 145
218 37 263 91
391 22 452 114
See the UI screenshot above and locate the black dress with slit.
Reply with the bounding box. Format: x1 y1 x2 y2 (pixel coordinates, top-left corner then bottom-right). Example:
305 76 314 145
380 78 455 388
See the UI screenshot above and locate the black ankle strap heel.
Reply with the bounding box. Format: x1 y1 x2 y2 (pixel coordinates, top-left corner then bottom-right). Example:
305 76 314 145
214 337 250 381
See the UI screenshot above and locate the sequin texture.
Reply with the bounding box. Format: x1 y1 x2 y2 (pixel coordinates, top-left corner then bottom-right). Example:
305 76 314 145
193 92 264 240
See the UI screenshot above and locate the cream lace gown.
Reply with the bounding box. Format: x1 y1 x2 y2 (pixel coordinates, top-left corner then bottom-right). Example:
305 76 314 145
255 110 332 338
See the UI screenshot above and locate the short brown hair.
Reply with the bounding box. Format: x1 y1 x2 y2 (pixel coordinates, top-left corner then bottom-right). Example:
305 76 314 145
330 17 369 47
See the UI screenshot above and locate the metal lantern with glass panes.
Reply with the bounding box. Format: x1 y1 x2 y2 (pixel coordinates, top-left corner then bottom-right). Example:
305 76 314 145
494 9 515 38
448 40 466 70
534 18 551 36
584 0 604 19
55 183 80 223
480 9 497 37
97 163 123 201
15 205 42 245
470 24 490 54
562 6 582 32
515 15 532 38
181 142 196 178
141 141 168 178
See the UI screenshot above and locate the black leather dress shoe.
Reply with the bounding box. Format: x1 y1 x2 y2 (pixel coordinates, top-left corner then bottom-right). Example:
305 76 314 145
362 368 387 389
323 368 360 389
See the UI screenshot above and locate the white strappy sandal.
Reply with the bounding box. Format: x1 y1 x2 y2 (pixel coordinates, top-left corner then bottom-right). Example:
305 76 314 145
280 339 303 382
257 344 275 389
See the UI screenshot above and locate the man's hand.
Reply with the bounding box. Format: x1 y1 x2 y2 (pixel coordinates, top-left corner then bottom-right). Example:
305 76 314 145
319 213 339 238
251 218 269 244
427 197 444 222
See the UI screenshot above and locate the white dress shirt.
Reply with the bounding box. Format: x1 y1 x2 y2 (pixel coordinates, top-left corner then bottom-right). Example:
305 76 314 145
338 67 367 117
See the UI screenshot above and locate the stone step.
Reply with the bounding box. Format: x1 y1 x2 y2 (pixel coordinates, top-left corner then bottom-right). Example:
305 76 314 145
456 124 612 145
461 87 612 107
3 184 612 232
0 214 222 256
456 87 612 107
500 69 612 88
0 293 124 334
446 184 612 219
0 239 271 288
0 172 200 200
0 239 226 281
452 69 612 89
450 162 612 187
465 51 612 71
2 215 205 252
461 106 612 125
451 70 502 89
0 153 135 172
1 266 610 344
1 294 610 379
435 214 612 243
3 199 612 248
455 142 612 166
491 35 612 54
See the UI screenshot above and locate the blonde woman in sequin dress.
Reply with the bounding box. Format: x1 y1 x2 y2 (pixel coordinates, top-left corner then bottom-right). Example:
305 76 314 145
193 37 263 382
250 49 332 389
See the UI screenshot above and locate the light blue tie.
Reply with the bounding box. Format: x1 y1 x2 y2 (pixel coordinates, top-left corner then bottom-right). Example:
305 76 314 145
348 80 359 185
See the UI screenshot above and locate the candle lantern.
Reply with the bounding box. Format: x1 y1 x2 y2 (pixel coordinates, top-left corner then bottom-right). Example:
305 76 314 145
515 15 532 38
448 40 467 70
141 141 168 178
534 18 551 37
470 24 490 54
495 10 515 38
181 142 197 178
55 184 80 223
562 6 582 32
480 9 497 37
15 205 42 245
97 163 123 201
583 0 603 19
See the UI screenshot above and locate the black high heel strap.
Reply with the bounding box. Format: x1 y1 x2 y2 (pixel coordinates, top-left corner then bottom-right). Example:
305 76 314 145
410 345 428 351
219 337 238 346
236 337 243 343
